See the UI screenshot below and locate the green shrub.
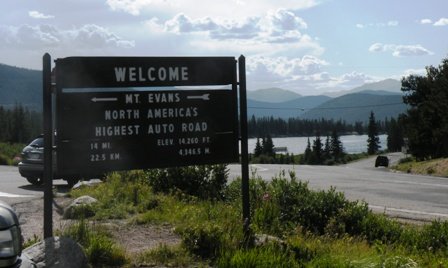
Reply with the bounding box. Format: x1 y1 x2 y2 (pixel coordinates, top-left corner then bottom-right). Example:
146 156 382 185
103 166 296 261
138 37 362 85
252 196 283 235
416 220 448 253
325 201 370 237
268 175 349 235
361 213 403 244
179 222 224 259
0 142 24 166
148 165 228 200
0 154 8 165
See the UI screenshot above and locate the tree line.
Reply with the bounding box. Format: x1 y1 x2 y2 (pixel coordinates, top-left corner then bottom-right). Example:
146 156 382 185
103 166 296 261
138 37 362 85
400 57 448 160
0 104 42 143
248 115 390 138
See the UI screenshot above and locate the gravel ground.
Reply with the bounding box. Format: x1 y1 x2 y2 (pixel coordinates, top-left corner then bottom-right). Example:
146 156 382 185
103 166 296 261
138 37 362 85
12 196 181 254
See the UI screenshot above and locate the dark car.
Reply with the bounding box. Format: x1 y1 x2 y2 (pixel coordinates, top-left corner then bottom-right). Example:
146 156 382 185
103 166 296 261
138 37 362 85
375 155 389 167
17 136 46 185
18 136 95 186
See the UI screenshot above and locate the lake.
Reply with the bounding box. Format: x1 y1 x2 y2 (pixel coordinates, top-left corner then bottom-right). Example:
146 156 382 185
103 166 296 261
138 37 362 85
248 134 387 155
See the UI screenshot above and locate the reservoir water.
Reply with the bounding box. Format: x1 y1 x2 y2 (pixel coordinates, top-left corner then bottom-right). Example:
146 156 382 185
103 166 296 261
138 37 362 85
248 134 387 155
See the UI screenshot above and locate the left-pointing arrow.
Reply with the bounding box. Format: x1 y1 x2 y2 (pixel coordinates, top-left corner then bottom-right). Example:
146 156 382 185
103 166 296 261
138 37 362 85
91 97 118 102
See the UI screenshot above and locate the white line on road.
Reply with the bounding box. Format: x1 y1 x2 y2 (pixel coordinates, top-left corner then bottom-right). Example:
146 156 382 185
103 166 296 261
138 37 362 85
369 205 448 219
250 165 269 172
0 191 35 198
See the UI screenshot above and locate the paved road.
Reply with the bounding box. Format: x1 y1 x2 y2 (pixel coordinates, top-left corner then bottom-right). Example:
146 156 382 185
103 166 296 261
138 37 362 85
229 152 448 222
0 165 71 205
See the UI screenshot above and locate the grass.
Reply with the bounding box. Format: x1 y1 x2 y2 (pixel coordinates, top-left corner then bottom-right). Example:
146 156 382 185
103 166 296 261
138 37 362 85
58 219 128 267
0 142 23 165
67 168 448 267
394 157 448 177
132 244 202 267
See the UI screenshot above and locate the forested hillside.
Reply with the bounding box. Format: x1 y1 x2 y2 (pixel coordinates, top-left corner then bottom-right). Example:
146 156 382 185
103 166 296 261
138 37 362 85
0 64 41 110
0 104 42 143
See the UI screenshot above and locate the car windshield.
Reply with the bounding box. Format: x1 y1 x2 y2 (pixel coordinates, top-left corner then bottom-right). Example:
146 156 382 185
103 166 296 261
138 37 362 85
29 137 44 147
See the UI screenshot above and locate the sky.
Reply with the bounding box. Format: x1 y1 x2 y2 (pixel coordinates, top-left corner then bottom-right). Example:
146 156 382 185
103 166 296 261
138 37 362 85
1 0 447 95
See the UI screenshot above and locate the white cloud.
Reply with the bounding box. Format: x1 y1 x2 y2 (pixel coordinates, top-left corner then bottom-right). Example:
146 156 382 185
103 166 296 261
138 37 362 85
28 11 54 19
245 56 377 94
147 9 311 44
106 0 318 19
0 24 134 49
318 71 376 91
245 55 333 92
368 43 385 52
369 43 433 57
434 18 448 26
387 21 398 26
401 68 426 77
266 9 307 31
356 21 398 29
71 24 135 49
420 19 432 24
106 0 160 16
247 55 328 77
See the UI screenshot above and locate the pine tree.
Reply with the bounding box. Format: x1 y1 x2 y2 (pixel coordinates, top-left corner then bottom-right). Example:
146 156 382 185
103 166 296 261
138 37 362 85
367 111 380 155
311 133 323 164
263 135 275 157
254 137 263 157
303 137 312 164
330 130 344 161
324 135 331 160
386 117 404 152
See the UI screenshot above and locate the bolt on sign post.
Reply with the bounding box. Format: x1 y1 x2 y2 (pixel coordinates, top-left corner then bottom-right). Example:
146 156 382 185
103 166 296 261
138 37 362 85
42 55 250 238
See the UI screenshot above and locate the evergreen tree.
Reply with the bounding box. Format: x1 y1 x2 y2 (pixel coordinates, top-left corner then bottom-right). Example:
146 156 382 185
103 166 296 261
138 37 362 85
311 133 323 164
324 135 331 160
367 111 380 155
263 135 275 157
386 117 404 152
254 137 263 157
401 57 448 159
302 137 312 164
330 130 344 160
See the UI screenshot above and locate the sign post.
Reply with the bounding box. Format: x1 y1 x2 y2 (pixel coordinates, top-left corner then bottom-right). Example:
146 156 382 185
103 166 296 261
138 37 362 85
42 53 53 238
238 56 251 242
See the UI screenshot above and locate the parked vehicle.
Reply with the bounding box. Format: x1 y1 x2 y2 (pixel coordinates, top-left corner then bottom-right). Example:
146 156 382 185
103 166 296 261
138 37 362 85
18 136 97 186
0 201 22 267
375 155 389 167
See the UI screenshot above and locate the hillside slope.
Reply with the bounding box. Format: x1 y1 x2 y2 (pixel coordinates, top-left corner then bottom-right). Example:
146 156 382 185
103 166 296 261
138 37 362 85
248 95 331 119
0 64 41 109
247 87 302 103
300 92 407 123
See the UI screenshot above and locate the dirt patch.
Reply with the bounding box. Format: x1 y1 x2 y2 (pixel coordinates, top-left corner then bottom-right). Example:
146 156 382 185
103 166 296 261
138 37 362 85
12 196 181 254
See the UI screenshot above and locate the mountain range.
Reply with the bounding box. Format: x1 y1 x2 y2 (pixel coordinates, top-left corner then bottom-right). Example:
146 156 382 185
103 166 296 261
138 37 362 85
0 63 407 123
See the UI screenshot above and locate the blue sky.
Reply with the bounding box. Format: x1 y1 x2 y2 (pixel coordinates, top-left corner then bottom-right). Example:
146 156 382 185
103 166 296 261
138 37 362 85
1 0 447 95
